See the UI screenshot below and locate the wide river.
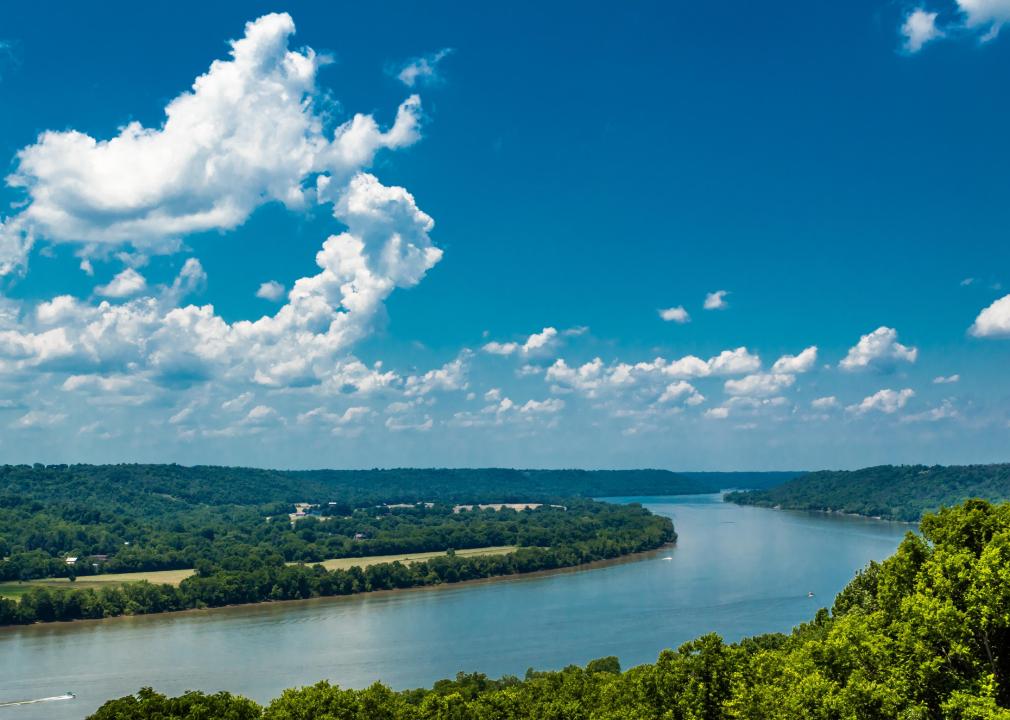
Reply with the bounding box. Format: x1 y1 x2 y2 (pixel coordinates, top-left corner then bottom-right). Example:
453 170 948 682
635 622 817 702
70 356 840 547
0 494 911 719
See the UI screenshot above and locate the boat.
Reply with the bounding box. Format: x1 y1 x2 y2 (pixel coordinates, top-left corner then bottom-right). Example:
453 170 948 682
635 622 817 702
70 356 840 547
807 591 815 598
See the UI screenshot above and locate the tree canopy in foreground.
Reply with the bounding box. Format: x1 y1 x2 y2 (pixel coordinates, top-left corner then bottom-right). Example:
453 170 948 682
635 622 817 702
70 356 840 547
89 499 1010 719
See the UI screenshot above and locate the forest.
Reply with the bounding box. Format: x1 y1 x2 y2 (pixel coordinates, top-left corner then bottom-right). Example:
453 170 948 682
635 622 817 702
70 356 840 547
0 465 677 625
84 499 1010 719
0 463 790 583
726 463 1010 521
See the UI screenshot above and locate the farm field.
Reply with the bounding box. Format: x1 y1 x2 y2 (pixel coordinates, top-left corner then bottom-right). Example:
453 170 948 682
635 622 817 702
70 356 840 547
0 547 519 599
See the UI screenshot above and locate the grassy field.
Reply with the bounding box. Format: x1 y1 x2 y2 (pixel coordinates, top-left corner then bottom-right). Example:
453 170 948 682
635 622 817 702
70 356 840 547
0 547 518 599
308 545 517 571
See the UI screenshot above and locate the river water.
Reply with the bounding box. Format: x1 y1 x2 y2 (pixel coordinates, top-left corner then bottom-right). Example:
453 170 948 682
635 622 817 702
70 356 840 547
0 494 911 719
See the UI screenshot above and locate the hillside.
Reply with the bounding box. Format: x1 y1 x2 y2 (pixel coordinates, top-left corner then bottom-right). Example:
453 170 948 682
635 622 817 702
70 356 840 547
726 463 1010 521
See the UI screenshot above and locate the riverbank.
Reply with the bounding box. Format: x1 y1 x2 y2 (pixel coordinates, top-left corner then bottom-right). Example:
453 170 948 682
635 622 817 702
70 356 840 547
0 546 521 600
0 543 675 633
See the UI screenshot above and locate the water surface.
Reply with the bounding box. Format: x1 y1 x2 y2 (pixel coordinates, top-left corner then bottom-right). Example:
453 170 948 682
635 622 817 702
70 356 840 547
0 495 910 718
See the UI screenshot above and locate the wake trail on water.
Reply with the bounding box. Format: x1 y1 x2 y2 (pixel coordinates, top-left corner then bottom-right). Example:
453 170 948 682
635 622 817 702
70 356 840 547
0 693 75 708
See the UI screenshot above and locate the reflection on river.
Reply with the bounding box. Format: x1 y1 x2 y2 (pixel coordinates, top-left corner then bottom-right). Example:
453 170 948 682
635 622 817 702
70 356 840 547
0 494 910 719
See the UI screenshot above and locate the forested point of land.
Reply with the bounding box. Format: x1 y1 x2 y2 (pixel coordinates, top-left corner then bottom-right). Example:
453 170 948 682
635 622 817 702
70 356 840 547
0 463 681 624
726 463 1010 521
85 499 1010 719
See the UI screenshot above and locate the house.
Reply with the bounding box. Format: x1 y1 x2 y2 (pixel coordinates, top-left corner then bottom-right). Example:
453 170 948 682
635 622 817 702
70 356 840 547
65 556 78 565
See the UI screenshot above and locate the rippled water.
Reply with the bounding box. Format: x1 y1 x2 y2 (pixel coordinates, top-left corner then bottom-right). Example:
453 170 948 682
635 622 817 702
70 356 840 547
0 494 910 719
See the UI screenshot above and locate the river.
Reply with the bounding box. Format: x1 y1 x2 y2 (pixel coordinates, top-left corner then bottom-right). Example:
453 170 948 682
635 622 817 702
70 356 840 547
0 494 911 718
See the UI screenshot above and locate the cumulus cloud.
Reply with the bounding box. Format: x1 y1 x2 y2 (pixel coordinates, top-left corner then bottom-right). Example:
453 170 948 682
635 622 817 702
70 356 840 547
0 14 451 439
811 396 839 409
395 48 453 87
404 355 469 396
658 381 705 405
703 290 729 310
771 346 818 374
969 294 1010 337
95 268 148 298
839 327 918 371
483 327 559 357
704 407 729 419
724 373 795 397
545 347 759 400
1 13 423 274
957 0 1010 40
256 281 286 301
902 9 944 52
659 306 690 323
933 374 960 384
847 388 915 415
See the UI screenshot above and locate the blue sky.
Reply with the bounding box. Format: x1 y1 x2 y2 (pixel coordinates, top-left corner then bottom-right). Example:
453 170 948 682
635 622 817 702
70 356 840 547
0 0 1009 470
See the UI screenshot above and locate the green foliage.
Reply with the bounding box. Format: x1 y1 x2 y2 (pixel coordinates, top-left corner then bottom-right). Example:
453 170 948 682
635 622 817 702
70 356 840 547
88 500 1010 719
726 463 1010 521
0 489 675 625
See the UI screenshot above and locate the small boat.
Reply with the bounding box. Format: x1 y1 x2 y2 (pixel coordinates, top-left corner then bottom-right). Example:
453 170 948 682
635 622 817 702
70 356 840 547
807 591 815 598
662 556 673 561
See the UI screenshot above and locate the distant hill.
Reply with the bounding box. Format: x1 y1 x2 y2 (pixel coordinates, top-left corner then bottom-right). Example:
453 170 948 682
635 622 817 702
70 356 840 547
0 464 719 513
726 464 1010 521
676 471 803 491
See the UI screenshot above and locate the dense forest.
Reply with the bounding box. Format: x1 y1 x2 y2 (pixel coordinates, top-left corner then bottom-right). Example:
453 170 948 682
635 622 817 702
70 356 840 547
726 464 1010 521
0 463 679 624
86 499 1010 719
0 463 789 582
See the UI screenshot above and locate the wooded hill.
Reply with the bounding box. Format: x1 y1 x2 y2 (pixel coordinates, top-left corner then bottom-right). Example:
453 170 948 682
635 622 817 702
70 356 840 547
727 463 1010 521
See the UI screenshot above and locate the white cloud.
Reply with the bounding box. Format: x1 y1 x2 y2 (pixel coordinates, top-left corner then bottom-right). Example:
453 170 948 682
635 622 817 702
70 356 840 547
704 407 729 419
771 346 818 374
404 355 469 396
839 327 918 371
658 381 705 405
970 294 1010 337
1 13 423 274
847 388 915 415
724 373 795 397
385 415 433 432
703 290 729 310
659 306 690 323
707 347 761 375
518 398 565 414
901 399 959 423
12 410 67 428
396 48 453 87
933 374 960 384
545 347 760 398
957 0 1010 41
256 281 286 301
221 392 254 412
811 396 839 409
483 327 559 357
902 9 944 52
96 268 148 298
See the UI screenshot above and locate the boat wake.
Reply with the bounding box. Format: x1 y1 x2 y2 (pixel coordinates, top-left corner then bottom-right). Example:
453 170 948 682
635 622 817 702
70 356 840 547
0 693 75 708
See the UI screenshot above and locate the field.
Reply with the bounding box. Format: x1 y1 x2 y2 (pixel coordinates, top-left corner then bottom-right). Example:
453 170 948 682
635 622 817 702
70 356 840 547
309 545 518 571
0 547 518 599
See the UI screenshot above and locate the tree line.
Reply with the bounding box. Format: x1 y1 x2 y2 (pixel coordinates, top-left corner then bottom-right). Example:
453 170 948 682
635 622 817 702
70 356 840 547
0 504 674 625
86 499 1010 719
727 463 1010 521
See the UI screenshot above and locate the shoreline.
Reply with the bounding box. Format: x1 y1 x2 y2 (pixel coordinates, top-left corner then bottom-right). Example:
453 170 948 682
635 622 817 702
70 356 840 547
725 498 919 525
0 543 676 633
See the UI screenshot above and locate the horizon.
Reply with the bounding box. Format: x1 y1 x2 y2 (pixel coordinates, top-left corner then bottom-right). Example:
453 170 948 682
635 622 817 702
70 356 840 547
1 1 1009 470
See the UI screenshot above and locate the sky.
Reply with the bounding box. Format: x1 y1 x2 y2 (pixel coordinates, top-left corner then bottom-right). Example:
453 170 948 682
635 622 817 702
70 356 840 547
0 0 1008 471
